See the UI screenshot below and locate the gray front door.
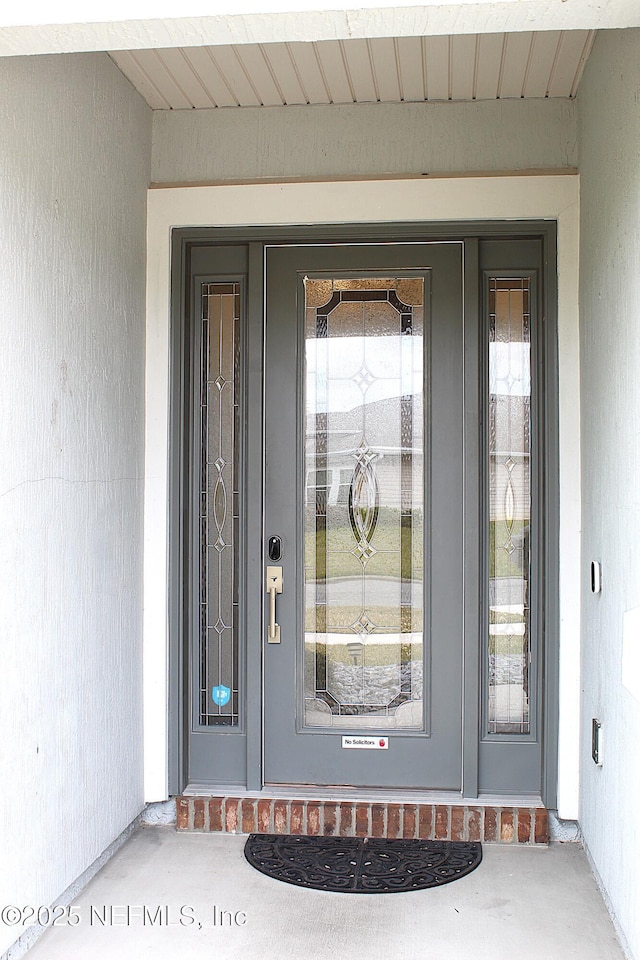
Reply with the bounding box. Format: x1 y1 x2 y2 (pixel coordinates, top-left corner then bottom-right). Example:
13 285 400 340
178 227 554 802
263 243 464 789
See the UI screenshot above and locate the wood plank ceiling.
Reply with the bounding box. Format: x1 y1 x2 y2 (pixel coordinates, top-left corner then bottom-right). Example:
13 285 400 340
110 30 595 110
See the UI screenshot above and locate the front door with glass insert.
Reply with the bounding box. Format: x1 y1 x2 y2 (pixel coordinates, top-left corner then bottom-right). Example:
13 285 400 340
263 243 464 789
180 228 553 803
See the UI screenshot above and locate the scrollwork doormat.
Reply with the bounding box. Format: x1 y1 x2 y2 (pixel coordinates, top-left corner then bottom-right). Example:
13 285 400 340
244 834 482 893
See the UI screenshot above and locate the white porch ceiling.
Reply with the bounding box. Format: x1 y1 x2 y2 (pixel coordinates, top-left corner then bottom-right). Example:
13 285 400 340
110 30 595 110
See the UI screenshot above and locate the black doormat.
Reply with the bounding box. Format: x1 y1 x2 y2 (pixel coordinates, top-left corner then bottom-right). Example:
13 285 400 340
244 834 482 893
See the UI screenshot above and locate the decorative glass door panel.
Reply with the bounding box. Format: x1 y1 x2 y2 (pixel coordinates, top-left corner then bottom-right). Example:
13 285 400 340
199 282 241 726
303 278 425 730
487 277 532 735
263 243 464 790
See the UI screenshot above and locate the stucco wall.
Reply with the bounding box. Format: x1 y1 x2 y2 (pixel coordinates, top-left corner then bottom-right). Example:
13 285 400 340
577 28 640 960
151 98 577 184
0 52 151 954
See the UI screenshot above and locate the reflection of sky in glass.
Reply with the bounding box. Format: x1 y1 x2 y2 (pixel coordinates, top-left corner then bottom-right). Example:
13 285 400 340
306 336 423 412
489 343 531 396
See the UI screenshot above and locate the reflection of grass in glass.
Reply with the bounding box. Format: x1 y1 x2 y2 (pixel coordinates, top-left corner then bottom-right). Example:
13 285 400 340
307 507 423 580
489 610 525 624
489 519 529 578
489 635 527 655
305 641 423 668
305 606 423 632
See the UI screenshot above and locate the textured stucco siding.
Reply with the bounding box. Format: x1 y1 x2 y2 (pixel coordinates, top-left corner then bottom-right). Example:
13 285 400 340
0 52 151 954
151 98 577 184
577 28 640 960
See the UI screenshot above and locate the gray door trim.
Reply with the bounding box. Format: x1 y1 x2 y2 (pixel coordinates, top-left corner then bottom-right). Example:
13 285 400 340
462 236 481 799
541 227 559 809
167 220 559 807
245 242 265 791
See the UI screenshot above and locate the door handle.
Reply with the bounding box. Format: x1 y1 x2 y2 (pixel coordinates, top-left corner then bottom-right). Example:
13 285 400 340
266 565 283 643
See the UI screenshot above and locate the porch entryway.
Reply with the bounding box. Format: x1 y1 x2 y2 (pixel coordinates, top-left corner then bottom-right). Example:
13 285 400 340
5 5 640 957
25 826 625 960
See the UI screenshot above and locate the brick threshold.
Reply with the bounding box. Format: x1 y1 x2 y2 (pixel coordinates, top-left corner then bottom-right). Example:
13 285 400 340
176 796 548 844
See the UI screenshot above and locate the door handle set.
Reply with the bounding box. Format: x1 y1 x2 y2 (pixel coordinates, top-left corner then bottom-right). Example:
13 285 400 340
266 565 283 643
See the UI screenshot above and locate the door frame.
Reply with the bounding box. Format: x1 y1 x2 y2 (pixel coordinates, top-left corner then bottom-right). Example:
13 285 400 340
167 220 559 805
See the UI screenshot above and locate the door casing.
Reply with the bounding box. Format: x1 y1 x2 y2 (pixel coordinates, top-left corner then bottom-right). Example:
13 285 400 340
168 220 559 804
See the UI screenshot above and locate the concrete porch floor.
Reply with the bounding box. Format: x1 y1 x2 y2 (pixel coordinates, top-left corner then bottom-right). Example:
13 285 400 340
27 826 625 960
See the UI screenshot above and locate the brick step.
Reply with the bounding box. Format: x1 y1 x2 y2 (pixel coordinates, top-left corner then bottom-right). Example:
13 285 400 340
176 797 548 845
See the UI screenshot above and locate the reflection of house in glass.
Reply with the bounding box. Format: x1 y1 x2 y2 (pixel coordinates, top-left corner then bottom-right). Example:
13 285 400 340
488 278 531 734
302 278 425 729
305 394 423 512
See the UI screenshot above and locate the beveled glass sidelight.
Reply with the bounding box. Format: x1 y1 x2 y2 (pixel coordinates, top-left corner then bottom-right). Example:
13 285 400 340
303 277 425 730
487 277 532 735
199 283 241 726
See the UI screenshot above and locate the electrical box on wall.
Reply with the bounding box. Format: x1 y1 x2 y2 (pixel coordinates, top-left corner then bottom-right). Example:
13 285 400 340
622 607 640 703
592 718 603 765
